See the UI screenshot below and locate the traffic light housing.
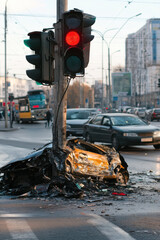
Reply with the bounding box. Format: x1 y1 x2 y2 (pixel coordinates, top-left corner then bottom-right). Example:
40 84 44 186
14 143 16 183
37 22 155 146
24 31 55 85
8 93 14 102
62 9 96 77
158 79 160 87
83 12 96 68
62 10 84 77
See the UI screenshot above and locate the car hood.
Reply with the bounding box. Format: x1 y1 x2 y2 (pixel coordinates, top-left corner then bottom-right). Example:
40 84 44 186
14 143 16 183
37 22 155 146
67 119 88 125
113 124 160 132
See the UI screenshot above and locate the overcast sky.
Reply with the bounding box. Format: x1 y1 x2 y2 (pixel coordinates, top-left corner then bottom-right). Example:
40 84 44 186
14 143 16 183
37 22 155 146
0 0 160 85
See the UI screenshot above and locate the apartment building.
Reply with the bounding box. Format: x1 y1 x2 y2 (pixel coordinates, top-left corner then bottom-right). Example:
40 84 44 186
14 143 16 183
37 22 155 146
125 18 160 108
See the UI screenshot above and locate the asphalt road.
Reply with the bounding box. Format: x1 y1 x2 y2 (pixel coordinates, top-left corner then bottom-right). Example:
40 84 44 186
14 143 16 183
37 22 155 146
0 120 160 239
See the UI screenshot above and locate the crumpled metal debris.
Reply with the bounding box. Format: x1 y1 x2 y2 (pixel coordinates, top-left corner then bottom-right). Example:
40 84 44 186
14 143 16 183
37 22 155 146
0 138 129 198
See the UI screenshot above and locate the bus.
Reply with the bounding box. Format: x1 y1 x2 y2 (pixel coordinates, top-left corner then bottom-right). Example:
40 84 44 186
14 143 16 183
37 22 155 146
14 90 48 123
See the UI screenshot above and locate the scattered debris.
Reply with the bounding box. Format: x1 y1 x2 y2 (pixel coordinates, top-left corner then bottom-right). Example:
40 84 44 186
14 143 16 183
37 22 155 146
112 192 127 196
0 138 129 198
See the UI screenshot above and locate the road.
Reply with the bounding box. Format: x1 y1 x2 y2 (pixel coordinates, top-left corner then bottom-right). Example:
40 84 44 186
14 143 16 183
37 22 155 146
0 120 160 239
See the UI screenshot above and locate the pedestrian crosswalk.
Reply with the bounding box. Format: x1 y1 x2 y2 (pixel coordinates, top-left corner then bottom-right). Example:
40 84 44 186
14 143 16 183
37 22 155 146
0 213 136 240
6 219 38 240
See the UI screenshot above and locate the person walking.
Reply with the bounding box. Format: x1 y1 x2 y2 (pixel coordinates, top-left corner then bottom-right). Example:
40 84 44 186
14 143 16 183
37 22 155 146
46 109 52 128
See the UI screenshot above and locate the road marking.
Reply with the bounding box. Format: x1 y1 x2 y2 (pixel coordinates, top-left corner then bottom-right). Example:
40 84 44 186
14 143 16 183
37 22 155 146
6 219 38 240
0 213 33 218
88 213 136 240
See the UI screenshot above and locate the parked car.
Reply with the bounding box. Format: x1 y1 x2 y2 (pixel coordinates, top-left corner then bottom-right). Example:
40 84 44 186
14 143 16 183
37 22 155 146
122 106 131 113
126 107 135 114
83 113 160 150
145 108 160 121
134 107 146 118
66 108 100 136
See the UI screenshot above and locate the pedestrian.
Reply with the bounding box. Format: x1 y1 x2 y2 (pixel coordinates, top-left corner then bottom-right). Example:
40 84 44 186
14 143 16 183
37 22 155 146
2 108 5 119
46 109 52 128
11 109 15 127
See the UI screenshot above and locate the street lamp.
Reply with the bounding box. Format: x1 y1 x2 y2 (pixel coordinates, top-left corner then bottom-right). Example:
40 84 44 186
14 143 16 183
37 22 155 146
106 50 120 104
107 13 142 107
92 28 117 110
4 0 8 128
110 50 120 69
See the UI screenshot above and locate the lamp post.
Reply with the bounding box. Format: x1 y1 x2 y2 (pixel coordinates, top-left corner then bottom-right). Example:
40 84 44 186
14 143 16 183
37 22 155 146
110 50 121 73
4 0 8 128
106 50 120 105
107 13 142 107
92 28 117 110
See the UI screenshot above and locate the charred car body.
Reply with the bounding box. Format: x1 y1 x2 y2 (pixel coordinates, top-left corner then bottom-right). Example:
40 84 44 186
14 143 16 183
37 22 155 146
0 139 129 197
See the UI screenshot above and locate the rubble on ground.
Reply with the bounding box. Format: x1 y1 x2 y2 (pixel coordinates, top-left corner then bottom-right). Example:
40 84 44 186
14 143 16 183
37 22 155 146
0 138 129 198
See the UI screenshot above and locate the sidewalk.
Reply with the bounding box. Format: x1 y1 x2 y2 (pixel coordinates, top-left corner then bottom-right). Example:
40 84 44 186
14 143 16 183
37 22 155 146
0 120 52 144
0 120 20 132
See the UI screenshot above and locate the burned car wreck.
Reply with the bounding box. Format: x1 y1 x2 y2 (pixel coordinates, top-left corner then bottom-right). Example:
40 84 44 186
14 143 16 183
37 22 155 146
0 139 129 197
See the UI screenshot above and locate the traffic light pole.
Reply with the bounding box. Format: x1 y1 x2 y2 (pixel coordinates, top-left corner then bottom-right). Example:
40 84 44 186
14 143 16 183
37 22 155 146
52 0 68 151
4 2 8 128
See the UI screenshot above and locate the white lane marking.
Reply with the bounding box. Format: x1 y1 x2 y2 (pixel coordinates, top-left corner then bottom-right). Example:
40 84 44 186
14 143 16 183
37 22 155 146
6 219 38 240
0 214 32 218
88 213 136 240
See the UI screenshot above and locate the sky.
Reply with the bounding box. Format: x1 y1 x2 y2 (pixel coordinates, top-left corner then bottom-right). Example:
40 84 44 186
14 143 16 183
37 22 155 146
0 0 160 86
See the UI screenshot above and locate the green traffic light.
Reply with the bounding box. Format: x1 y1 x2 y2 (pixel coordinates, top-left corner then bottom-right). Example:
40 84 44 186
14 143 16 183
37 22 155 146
24 39 41 51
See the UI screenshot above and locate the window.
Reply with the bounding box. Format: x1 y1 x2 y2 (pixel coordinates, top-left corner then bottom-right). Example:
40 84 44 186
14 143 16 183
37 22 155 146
111 116 146 126
91 115 103 125
102 117 110 126
67 110 90 120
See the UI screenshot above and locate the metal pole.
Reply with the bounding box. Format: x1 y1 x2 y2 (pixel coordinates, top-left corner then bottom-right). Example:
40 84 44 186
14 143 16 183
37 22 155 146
108 46 111 108
101 37 104 110
52 0 68 150
4 1 8 128
107 13 142 109
92 29 117 110
57 0 68 20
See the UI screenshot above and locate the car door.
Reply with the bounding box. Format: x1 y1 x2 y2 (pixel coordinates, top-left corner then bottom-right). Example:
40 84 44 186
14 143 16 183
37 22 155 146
98 116 112 143
88 115 103 142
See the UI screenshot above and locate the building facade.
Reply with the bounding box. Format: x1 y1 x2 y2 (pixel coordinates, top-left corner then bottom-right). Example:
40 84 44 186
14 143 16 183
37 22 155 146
0 76 43 108
125 18 160 108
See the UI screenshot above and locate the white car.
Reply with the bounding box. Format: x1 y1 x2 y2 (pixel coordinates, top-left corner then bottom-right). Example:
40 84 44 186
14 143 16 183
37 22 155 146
66 108 100 136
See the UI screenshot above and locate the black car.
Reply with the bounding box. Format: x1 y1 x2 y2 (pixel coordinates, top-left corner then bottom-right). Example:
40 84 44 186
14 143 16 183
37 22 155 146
83 113 160 150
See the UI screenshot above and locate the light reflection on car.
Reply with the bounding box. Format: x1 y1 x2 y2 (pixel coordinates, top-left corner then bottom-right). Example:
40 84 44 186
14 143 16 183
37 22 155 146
83 113 160 150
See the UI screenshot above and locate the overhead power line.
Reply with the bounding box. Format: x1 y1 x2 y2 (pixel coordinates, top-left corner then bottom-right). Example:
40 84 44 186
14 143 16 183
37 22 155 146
0 12 145 20
106 0 160 3
0 13 56 18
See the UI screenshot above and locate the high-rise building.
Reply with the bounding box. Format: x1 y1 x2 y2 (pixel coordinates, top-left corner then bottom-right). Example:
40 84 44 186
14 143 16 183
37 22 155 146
125 18 160 107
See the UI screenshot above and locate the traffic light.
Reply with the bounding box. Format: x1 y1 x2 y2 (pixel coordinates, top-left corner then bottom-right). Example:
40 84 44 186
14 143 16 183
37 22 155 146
83 12 96 68
24 31 55 85
62 9 84 77
158 79 160 87
8 93 14 102
62 9 96 77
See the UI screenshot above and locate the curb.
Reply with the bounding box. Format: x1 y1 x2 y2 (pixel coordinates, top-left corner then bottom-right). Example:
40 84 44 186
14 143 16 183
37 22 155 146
0 127 20 132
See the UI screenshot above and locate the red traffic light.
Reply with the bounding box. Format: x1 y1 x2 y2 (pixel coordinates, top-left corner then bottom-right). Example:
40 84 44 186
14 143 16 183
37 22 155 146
65 31 80 46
